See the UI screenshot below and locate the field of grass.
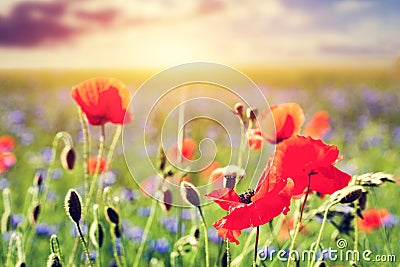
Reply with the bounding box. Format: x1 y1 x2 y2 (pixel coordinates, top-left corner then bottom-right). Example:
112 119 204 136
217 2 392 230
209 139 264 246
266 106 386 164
0 67 399 267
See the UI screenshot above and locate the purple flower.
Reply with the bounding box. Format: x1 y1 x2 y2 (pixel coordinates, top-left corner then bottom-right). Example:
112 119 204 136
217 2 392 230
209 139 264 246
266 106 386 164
103 171 117 186
4 110 25 125
160 216 185 234
41 147 53 164
149 238 170 254
125 226 144 244
36 223 58 236
181 209 192 220
11 214 25 227
52 168 63 180
0 178 8 190
382 214 398 227
208 228 222 243
121 188 138 202
137 207 151 217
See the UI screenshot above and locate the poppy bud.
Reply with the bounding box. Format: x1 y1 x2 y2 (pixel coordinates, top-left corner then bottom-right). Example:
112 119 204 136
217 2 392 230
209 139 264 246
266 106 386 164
233 103 244 119
60 146 76 171
190 226 200 240
159 188 173 212
105 206 120 225
358 192 367 211
180 181 201 207
157 145 167 172
114 224 121 238
89 221 104 248
246 107 258 122
330 186 363 204
30 204 41 225
64 189 82 224
47 253 62 267
33 172 43 188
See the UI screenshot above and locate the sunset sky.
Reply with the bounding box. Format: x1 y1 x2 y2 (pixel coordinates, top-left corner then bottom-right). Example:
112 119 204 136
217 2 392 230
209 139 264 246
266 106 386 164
0 0 399 68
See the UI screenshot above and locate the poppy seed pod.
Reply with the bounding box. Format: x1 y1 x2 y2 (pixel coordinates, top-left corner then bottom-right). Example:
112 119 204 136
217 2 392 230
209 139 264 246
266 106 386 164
246 107 257 122
64 189 82 224
180 181 201 207
89 221 104 248
47 253 62 267
30 204 41 225
160 188 173 212
233 103 244 120
33 172 43 188
60 146 76 171
105 206 120 225
157 145 167 172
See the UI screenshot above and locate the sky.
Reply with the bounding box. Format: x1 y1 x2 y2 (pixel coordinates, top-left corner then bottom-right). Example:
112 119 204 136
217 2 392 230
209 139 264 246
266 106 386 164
0 0 399 68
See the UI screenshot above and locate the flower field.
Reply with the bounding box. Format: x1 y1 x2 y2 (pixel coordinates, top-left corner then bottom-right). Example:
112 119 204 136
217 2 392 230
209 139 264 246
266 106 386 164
0 67 399 267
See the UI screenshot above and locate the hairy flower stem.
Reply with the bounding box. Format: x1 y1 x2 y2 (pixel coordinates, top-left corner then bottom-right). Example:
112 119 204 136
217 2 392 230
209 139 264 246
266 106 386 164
78 109 90 198
96 125 122 204
133 193 158 267
76 223 94 267
198 207 210 267
85 124 106 217
353 213 359 266
287 174 312 267
253 226 260 267
25 132 73 255
308 200 339 267
70 125 105 266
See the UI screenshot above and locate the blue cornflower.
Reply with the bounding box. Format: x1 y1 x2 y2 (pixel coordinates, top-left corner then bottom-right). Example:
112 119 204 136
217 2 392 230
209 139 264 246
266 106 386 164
160 216 184 234
207 228 222 243
36 223 58 236
11 214 25 227
150 238 170 254
137 207 151 217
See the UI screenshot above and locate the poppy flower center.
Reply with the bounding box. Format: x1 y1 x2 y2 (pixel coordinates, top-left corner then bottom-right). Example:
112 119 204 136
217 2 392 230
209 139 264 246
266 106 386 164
239 189 255 204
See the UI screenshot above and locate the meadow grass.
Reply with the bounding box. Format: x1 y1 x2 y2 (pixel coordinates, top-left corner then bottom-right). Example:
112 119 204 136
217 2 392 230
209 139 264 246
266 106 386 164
0 67 399 266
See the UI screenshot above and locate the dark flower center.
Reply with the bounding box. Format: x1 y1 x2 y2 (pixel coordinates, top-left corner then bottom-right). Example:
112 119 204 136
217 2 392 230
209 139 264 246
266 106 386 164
239 189 255 204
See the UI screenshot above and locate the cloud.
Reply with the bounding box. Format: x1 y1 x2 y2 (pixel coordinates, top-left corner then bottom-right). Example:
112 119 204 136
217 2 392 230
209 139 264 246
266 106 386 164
0 0 226 48
0 1 82 47
318 44 382 55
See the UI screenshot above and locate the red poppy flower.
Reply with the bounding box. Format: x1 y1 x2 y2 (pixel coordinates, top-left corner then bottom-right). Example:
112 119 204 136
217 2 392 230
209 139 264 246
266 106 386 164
247 128 263 150
303 111 330 139
71 77 132 125
259 103 305 144
167 138 197 164
272 135 351 197
0 135 16 152
205 175 293 244
357 208 390 232
0 152 17 173
87 157 108 174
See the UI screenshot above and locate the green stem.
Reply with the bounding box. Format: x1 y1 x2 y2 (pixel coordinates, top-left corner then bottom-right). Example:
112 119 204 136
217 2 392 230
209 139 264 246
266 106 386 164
237 119 246 169
226 238 231 267
235 228 256 267
353 213 358 266
253 226 260 267
78 108 90 198
70 125 105 265
133 194 158 267
96 125 122 204
287 174 311 267
198 207 210 267
308 201 339 267
84 124 106 218
76 223 94 267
